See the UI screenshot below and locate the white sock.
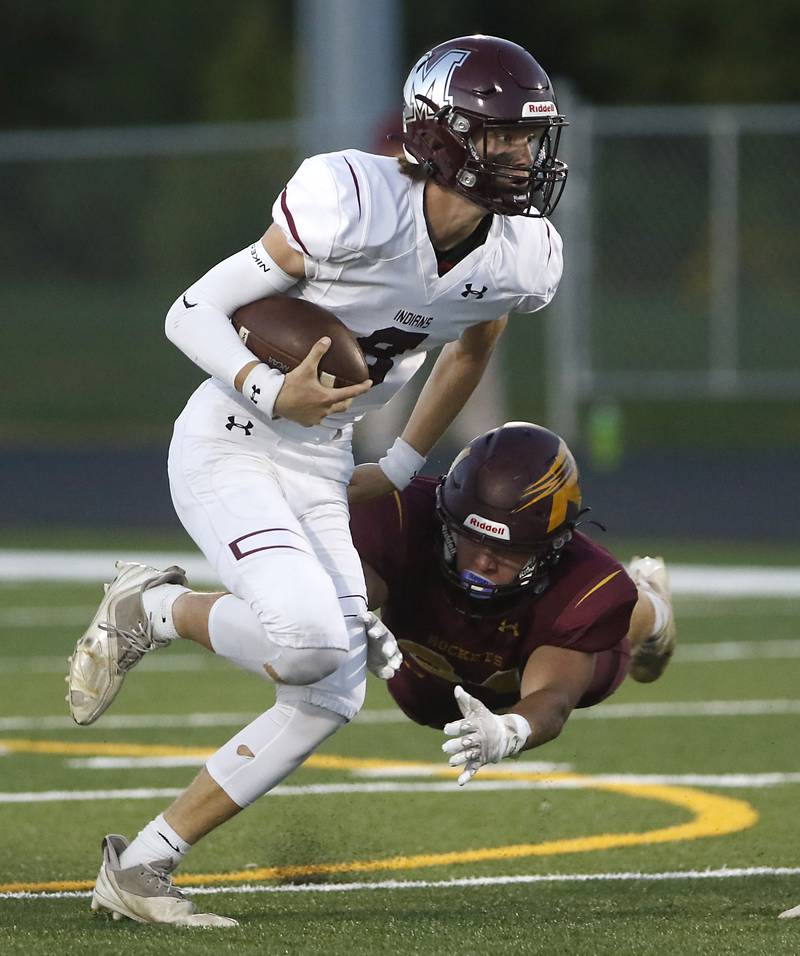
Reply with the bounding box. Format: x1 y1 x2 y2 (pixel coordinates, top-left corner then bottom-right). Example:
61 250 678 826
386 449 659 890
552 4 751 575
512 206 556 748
141 583 189 642
118 813 192 872
640 585 670 638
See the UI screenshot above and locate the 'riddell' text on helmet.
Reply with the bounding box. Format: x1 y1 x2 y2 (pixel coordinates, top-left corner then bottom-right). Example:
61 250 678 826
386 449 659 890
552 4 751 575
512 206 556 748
401 35 568 217
436 422 584 602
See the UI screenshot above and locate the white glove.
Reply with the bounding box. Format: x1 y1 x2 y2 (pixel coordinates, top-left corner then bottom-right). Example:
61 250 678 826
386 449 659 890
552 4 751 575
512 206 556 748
442 686 531 786
360 611 403 680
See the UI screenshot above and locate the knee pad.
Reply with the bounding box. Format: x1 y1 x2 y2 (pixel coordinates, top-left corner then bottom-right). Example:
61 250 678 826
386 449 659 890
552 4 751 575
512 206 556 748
267 645 347 685
206 701 346 807
275 608 368 720
251 575 350 653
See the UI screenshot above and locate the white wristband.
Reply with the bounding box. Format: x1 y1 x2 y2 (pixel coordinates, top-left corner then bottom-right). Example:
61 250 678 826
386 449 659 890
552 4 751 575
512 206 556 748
378 437 427 491
241 364 285 420
502 713 532 756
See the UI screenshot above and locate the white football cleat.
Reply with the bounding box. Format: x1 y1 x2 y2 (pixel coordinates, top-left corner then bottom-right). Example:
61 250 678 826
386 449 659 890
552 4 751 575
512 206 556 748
628 555 676 683
91 834 238 927
67 561 187 725
779 903 800 919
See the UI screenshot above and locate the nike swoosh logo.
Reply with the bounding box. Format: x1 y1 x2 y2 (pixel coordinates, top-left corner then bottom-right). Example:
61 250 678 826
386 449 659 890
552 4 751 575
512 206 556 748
183 295 197 309
158 831 182 853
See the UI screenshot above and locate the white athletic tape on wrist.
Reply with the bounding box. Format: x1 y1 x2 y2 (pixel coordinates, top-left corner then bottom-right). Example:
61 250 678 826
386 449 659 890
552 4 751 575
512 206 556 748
503 713 532 756
241 363 285 420
378 437 427 491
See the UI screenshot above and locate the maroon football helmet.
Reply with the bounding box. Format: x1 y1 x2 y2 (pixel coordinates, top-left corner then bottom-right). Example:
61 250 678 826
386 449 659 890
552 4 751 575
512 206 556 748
436 422 584 600
401 35 568 217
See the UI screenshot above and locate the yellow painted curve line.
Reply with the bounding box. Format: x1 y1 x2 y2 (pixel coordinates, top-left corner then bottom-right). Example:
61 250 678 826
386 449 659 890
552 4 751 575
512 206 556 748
0 738 212 758
0 739 758 895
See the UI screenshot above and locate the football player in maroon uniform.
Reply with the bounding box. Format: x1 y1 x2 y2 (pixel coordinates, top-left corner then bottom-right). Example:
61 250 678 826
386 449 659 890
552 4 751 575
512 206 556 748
350 421 676 785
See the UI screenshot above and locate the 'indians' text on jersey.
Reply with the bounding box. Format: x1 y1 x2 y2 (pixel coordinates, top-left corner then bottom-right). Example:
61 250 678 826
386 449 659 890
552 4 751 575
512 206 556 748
271 150 563 426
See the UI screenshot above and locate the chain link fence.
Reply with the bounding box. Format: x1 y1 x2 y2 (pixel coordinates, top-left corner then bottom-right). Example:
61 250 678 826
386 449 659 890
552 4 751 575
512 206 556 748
549 102 800 443
1 106 798 450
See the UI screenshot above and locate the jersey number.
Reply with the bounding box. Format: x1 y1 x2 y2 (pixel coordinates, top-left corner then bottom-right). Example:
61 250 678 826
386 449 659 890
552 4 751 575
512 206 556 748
356 328 429 385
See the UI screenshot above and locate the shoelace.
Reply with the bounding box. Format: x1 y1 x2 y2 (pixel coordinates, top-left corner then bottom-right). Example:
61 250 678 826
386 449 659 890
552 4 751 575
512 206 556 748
141 864 185 899
99 620 154 672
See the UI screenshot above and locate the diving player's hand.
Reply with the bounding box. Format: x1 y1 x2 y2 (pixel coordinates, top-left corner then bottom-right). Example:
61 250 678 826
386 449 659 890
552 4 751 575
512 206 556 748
274 338 372 427
347 463 396 505
442 686 531 786
360 611 403 680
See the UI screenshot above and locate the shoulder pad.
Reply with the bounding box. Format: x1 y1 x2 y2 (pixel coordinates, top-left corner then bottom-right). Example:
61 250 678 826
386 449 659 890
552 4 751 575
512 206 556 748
272 151 401 263
551 561 637 651
508 218 564 313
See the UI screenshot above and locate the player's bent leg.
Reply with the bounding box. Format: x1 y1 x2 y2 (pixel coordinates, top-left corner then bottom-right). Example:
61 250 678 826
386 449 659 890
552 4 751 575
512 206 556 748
68 562 189 726
627 555 677 683
205 700 347 807
206 566 349 686
574 639 630 709
91 834 237 927
277 595 369 721
169 432 352 684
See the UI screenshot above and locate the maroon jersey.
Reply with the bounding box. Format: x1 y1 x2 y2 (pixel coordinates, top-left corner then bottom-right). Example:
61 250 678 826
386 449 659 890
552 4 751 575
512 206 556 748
350 477 636 728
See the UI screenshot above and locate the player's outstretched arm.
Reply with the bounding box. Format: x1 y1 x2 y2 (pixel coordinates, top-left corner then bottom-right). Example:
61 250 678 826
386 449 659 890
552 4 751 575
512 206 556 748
442 686 531 787
400 316 507 461
355 317 508 504
442 645 595 786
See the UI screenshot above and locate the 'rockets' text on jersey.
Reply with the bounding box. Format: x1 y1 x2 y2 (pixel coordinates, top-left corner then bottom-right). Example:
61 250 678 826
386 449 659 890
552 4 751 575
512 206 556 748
350 478 636 728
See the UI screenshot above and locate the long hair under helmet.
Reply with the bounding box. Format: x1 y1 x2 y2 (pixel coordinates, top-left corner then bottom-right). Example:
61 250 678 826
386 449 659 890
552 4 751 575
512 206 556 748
400 35 568 217
436 422 585 602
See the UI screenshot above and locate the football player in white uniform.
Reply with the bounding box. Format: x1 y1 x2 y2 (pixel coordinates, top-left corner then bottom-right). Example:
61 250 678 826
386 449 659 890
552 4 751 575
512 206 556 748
68 35 569 926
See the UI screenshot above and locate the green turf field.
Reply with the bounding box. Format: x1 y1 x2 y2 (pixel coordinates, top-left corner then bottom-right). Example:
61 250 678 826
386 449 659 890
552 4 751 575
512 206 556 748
1 559 799 954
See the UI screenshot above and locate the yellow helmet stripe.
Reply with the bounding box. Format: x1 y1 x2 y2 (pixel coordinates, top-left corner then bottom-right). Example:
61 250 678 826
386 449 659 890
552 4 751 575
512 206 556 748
513 441 581 531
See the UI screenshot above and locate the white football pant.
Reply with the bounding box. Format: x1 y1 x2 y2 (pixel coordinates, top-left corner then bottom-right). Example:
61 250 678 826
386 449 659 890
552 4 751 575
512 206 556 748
167 380 368 805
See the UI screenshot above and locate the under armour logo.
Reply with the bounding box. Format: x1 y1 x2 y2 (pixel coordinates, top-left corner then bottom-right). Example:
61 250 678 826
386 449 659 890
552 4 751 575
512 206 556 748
225 416 253 435
249 384 261 404
461 283 487 299
498 619 520 637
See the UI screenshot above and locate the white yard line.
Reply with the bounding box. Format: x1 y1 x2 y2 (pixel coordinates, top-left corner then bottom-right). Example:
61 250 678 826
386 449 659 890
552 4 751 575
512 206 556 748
0 607 95 627
3 771 800 804
3 696 800 733
4 866 800 900
573 699 800 719
2 550 800 595
677 639 800 661
0 655 216 673
3 638 800 675
0 712 256 731
1 601 797 630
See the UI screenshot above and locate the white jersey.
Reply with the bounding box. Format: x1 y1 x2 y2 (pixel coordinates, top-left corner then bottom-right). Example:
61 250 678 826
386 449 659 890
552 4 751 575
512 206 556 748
269 149 563 426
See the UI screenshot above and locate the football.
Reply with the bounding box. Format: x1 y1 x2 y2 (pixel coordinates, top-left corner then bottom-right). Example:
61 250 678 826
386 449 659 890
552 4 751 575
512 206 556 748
231 295 369 388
